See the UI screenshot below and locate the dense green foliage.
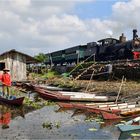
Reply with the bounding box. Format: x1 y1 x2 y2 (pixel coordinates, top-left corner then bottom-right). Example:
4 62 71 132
34 53 47 63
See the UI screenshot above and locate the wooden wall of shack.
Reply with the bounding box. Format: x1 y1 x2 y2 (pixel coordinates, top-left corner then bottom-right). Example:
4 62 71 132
0 52 27 81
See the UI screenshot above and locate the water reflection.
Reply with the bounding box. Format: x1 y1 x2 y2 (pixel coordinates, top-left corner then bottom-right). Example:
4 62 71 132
71 110 84 118
100 120 121 128
0 103 140 139
0 105 11 129
0 104 25 129
56 107 86 116
0 104 121 139
118 130 140 140
57 106 140 140
57 107 121 128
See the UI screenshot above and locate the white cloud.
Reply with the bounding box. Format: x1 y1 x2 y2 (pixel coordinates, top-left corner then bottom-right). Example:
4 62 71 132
0 0 140 56
110 0 140 35
39 14 86 34
10 0 31 7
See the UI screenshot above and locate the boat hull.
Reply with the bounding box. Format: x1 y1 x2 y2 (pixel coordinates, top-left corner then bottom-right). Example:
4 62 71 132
118 124 140 132
0 96 24 106
33 86 115 102
21 84 116 102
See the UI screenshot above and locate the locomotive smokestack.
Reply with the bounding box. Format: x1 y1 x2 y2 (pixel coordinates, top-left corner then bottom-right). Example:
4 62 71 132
133 29 138 40
119 33 126 43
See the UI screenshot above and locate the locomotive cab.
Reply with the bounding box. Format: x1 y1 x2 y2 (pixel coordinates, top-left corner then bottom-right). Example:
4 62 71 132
97 38 120 61
98 38 119 46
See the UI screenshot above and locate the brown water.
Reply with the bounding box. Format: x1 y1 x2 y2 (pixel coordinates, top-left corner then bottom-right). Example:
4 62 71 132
0 104 140 140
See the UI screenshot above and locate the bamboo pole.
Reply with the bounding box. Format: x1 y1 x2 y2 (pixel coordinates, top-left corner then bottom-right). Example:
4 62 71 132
85 69 95 92
115 75 125 103
74 64 96 81
69 53 96 75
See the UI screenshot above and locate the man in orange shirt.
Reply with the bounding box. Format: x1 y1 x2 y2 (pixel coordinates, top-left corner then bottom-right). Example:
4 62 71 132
1 68 11 97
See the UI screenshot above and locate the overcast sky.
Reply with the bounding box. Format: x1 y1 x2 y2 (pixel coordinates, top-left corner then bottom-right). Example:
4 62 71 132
0 0 140 56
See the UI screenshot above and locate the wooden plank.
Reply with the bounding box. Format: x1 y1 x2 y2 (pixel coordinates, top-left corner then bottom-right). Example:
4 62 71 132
127 105 136 108
86 102 115 106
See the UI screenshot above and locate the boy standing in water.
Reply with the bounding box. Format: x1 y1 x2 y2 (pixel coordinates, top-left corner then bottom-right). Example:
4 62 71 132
1 68 11 97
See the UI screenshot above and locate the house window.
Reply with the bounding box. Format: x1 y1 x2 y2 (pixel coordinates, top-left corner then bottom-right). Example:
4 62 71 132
0 63 5 70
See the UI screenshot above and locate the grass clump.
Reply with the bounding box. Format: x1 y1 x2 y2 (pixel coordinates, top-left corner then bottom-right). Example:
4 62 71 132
24 97 43 109
42 121 61 129
43 100 56 106
45 69 59 79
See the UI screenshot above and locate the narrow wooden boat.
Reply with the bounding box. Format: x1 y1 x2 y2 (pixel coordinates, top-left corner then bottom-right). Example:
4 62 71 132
101 112 122 120
57 102 137 112
121 108 140 117
118 116 140 132
39 85 64 91
57 102 122 119
0 96 24 106
58 102 74 108
40 91 114 102
58 102 122 108
57 102 140 119
38 85 81 92
26 84 116 102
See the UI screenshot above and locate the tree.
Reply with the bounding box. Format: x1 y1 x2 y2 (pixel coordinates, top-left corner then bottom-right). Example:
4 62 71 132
34 53 47 63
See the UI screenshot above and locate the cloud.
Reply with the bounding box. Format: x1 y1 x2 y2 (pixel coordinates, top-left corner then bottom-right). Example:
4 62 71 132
0 0 140 56
0 0 95 55
10 0 31 8
112 0 140 30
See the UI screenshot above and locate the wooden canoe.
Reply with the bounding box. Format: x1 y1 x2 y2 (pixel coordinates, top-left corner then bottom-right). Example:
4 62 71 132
38 85 81 92
57 102 140 119
26 84 116 102
57 102 137 112
39 91 114 102
101 112 122 119
38 85 64 91
0 96 24 106
57 102 122 119
121 108 140 117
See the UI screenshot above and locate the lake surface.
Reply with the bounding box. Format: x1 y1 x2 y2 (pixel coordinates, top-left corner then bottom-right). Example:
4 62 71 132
0 104 140 140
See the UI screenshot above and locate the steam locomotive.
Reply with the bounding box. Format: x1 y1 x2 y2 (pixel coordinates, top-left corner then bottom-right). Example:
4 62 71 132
46 29 140 65
94 29 140 61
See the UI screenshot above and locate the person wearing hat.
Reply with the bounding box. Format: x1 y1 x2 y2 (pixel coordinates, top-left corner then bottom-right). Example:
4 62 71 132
1 68 11 97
